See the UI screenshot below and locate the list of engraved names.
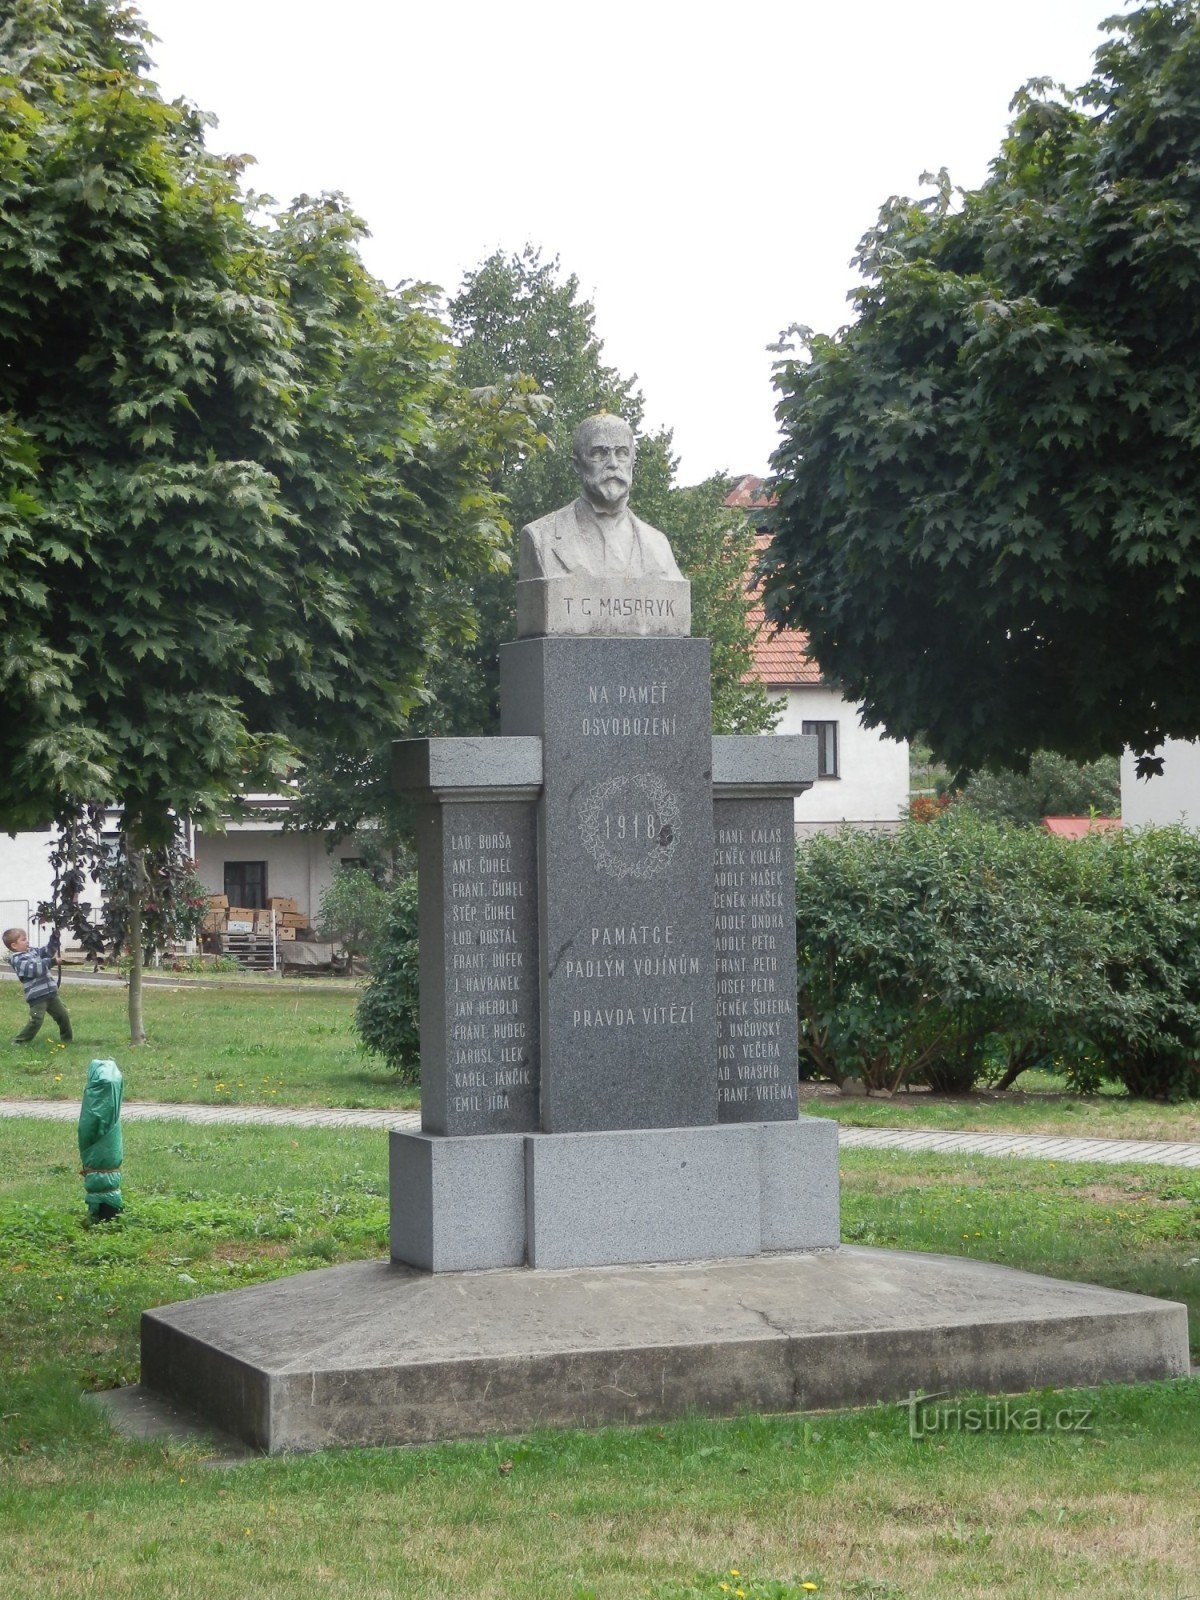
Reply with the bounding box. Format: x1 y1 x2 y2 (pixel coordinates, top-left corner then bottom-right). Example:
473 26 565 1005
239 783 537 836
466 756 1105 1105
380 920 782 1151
447 816 537 1126
714 806 798 1118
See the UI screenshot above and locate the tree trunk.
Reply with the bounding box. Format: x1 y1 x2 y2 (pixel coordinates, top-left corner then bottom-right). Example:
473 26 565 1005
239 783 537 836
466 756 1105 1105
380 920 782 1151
127 844 147 1046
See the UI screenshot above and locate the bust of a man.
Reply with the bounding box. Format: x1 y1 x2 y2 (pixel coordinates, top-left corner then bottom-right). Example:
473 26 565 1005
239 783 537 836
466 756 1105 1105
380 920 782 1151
519 414 683 583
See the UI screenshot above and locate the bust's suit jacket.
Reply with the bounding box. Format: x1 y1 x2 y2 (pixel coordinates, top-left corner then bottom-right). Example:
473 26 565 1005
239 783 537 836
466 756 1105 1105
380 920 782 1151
519 498 683 582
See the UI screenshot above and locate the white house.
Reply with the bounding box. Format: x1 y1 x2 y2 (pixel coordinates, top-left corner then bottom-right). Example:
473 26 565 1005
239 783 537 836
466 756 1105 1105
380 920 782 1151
730 482 910 834
1120 739 1200 830
0 798 364 945
191 796 367 917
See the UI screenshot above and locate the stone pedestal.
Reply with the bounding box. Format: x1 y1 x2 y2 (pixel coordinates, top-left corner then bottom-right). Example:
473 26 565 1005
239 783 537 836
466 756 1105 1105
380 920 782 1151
516 575 690 639
387 635 822 1272
139 1249 1192 1453
711 738 812 1124
389 1115 840 1272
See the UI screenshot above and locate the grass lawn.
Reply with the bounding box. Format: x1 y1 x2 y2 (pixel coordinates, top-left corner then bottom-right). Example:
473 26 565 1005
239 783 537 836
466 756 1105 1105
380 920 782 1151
1 1119 1196 1597
3 985 1199 1148
800 1074 1200 1143
0 981 420 1111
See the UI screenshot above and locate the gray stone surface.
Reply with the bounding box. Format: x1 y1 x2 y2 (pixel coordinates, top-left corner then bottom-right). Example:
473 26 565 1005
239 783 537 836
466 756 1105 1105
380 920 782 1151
393 735 542 796
387 1119 839 1272
500 636 718 1132
140 1246 1192 1452
715 796 799 1123
390 1130 526 1271
414 798 540 1136
517 575 690 639
516 416 683 604
525 1124 762 1268
712 734 818 795
759 1117 839 1249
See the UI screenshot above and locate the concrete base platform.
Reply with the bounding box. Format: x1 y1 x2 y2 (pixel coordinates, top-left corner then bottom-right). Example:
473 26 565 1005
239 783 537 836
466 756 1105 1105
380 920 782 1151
140 1246 1190 1453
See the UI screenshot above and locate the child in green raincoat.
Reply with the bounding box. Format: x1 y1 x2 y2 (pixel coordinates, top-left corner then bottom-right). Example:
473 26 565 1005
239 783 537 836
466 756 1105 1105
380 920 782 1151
78 1059 124 1221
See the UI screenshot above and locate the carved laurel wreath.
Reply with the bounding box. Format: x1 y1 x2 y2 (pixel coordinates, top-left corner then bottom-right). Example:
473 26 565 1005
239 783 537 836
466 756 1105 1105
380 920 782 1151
578 772 680 881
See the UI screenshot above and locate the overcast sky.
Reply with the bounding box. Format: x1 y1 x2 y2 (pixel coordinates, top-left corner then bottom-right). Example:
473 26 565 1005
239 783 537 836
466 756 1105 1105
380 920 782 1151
135 0 1126 483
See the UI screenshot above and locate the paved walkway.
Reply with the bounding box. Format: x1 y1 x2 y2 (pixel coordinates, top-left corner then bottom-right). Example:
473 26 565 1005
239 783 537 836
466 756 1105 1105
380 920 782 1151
2 1097 1198 1167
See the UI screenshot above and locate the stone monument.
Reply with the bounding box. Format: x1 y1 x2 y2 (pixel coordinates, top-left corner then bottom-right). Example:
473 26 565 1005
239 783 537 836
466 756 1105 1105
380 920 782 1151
388 413 837 1271
136 417 1190 1454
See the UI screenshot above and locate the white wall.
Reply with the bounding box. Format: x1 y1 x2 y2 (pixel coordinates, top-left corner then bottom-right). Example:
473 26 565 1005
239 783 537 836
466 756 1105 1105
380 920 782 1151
1120 739 1200 830
0 826 106 944
774 685 910 833
192 825 366 919
0 828 55 938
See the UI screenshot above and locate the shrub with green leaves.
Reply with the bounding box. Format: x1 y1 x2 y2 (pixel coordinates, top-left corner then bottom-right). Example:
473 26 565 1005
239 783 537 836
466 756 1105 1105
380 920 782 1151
794 815 1200 1099
956 751 1120 827
355 876 420 1083
317 867 389 967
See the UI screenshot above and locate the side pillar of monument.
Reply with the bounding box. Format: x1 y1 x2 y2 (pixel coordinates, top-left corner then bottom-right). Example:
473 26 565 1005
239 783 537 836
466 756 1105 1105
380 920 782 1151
713 735 839 1250
388 736 543 1271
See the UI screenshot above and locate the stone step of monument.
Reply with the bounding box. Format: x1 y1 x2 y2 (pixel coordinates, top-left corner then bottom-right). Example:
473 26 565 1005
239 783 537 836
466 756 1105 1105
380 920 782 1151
1 1098 1197 1166
138 1246 1191 1453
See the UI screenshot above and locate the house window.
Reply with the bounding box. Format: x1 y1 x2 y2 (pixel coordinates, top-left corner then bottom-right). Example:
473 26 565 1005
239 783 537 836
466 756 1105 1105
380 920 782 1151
224 861 268 908
802 720 840 779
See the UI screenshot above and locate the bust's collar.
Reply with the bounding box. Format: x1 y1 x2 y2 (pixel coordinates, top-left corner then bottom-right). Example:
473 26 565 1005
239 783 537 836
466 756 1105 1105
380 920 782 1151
576 494 632 524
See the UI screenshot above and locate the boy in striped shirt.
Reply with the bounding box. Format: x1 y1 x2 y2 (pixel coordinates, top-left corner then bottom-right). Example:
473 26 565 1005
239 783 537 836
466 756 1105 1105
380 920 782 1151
3 927 73 1045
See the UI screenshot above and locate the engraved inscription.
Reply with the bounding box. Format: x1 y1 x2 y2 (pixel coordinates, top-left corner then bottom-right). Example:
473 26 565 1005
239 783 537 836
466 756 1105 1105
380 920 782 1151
715 807 798 1120
564 596 679 622
578 772 680 880
580 682 678 738
441 814 538 1129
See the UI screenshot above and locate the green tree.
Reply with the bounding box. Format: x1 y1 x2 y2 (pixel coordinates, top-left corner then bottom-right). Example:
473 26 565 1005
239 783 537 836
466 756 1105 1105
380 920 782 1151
763 2 1200 776
315 865 389 970
0 1 529 1038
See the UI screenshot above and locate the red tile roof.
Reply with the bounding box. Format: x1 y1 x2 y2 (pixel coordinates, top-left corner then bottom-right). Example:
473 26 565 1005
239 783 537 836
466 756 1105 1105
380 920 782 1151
1041 816 1122 838
736 521 822 688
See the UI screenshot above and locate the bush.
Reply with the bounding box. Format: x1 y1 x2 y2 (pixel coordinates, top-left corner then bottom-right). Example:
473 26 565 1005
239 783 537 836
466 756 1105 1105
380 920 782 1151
956 751 1121 826
316 866 389 967
1083 826 1200 1101
354 875 420 1083
793 813 1101 1092
794 815 1200 1099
